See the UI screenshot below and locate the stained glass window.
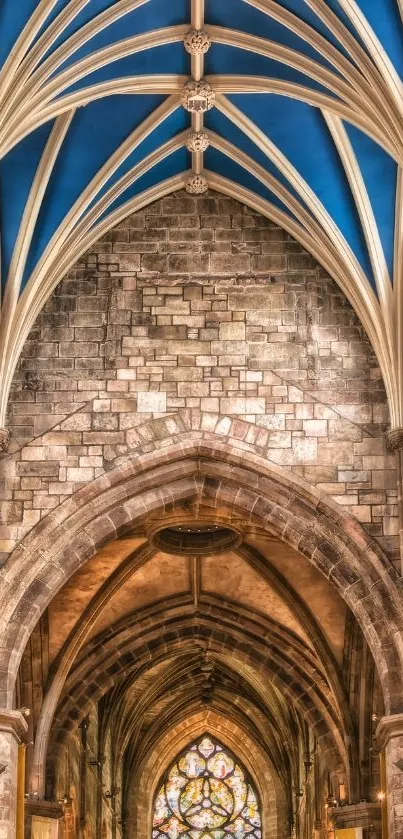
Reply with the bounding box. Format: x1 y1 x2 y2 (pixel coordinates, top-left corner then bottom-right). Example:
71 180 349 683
152 735 262 839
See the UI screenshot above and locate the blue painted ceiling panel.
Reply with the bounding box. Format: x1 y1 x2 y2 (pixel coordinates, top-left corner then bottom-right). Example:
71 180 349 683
229 93 376 289
205 44 338 95
344 123 398 281
98 147 189 222
58 44 188 96
205 147 299 222
22 95 165 289
205 0 345 70
204 108 313 213
0 122 54 293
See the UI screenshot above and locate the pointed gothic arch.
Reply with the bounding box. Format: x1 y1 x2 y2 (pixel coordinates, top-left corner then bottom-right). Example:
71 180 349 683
152 733 262 839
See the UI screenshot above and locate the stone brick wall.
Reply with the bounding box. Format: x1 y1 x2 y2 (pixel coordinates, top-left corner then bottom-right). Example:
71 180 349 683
1 190 398 563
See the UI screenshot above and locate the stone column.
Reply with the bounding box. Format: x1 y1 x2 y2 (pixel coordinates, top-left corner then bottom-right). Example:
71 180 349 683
386 428 403 575
0 710 28 839
376 714 403 839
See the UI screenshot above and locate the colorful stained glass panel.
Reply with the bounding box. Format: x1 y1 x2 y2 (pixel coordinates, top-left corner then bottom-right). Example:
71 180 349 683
153 736 262 839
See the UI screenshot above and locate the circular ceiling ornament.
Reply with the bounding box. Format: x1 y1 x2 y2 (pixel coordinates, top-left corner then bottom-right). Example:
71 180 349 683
186 174 209 194
186 131 210 153
181 80 215 113
183 29 211 55
151 523 242 555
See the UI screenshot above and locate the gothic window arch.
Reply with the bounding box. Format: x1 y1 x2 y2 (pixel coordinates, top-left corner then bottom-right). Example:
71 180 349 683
152 735 262 839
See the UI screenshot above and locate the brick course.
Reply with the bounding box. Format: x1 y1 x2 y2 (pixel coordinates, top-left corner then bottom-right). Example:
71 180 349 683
1 191 398 563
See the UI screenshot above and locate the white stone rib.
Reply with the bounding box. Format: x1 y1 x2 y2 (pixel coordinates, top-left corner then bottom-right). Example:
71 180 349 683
0 77 185 158
0 100 182 424
393 169 403 428
0 0 151 127
323 112 394 326
335 0 403 112
0 111 74 391
5 26 188 133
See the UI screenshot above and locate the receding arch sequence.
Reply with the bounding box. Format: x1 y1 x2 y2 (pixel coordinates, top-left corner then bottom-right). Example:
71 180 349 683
2 432 402 717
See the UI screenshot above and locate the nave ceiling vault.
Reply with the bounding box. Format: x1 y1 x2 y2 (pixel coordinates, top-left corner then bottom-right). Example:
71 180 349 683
1 4 402 837
15 443 388 815
24 511 354 800
1 0 403 426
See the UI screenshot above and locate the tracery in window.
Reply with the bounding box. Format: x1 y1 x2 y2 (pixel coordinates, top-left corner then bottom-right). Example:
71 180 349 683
152 735 262 839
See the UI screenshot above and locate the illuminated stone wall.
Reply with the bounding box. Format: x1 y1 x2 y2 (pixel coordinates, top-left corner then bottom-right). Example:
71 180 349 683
2 191 397 566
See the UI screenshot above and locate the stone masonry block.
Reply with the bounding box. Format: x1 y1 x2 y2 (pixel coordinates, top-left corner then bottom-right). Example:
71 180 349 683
137 392 167 413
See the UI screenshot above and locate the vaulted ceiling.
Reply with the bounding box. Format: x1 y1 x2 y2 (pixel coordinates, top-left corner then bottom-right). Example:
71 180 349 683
22 516 355 802
1 0 403 428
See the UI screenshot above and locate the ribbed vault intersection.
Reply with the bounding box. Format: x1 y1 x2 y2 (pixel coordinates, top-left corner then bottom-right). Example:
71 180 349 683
16 449 387 839
1 6 403 835
2 0 403 430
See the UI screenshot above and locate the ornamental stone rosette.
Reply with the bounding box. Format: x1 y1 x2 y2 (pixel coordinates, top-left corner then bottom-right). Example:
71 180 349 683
181 80 215 113
185 174 208 194
186 131 210 152
183 29 211 55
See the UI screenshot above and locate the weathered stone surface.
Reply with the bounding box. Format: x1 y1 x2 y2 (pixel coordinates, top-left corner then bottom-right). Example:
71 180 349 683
2 190 396 564
137 391 167 413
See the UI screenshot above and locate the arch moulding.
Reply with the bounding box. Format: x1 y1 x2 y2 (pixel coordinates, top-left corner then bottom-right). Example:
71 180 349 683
0 419 402 713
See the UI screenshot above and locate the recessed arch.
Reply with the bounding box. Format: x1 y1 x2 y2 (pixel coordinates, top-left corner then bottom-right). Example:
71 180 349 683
1 4 403 838
151 733 263 839
127 709 288 839
1 430 401 713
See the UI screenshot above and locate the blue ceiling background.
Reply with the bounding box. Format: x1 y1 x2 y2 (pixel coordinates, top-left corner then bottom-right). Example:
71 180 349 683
0 0 400 298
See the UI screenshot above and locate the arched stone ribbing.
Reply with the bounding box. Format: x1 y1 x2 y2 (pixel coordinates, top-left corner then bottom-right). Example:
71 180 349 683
1 430 402 715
